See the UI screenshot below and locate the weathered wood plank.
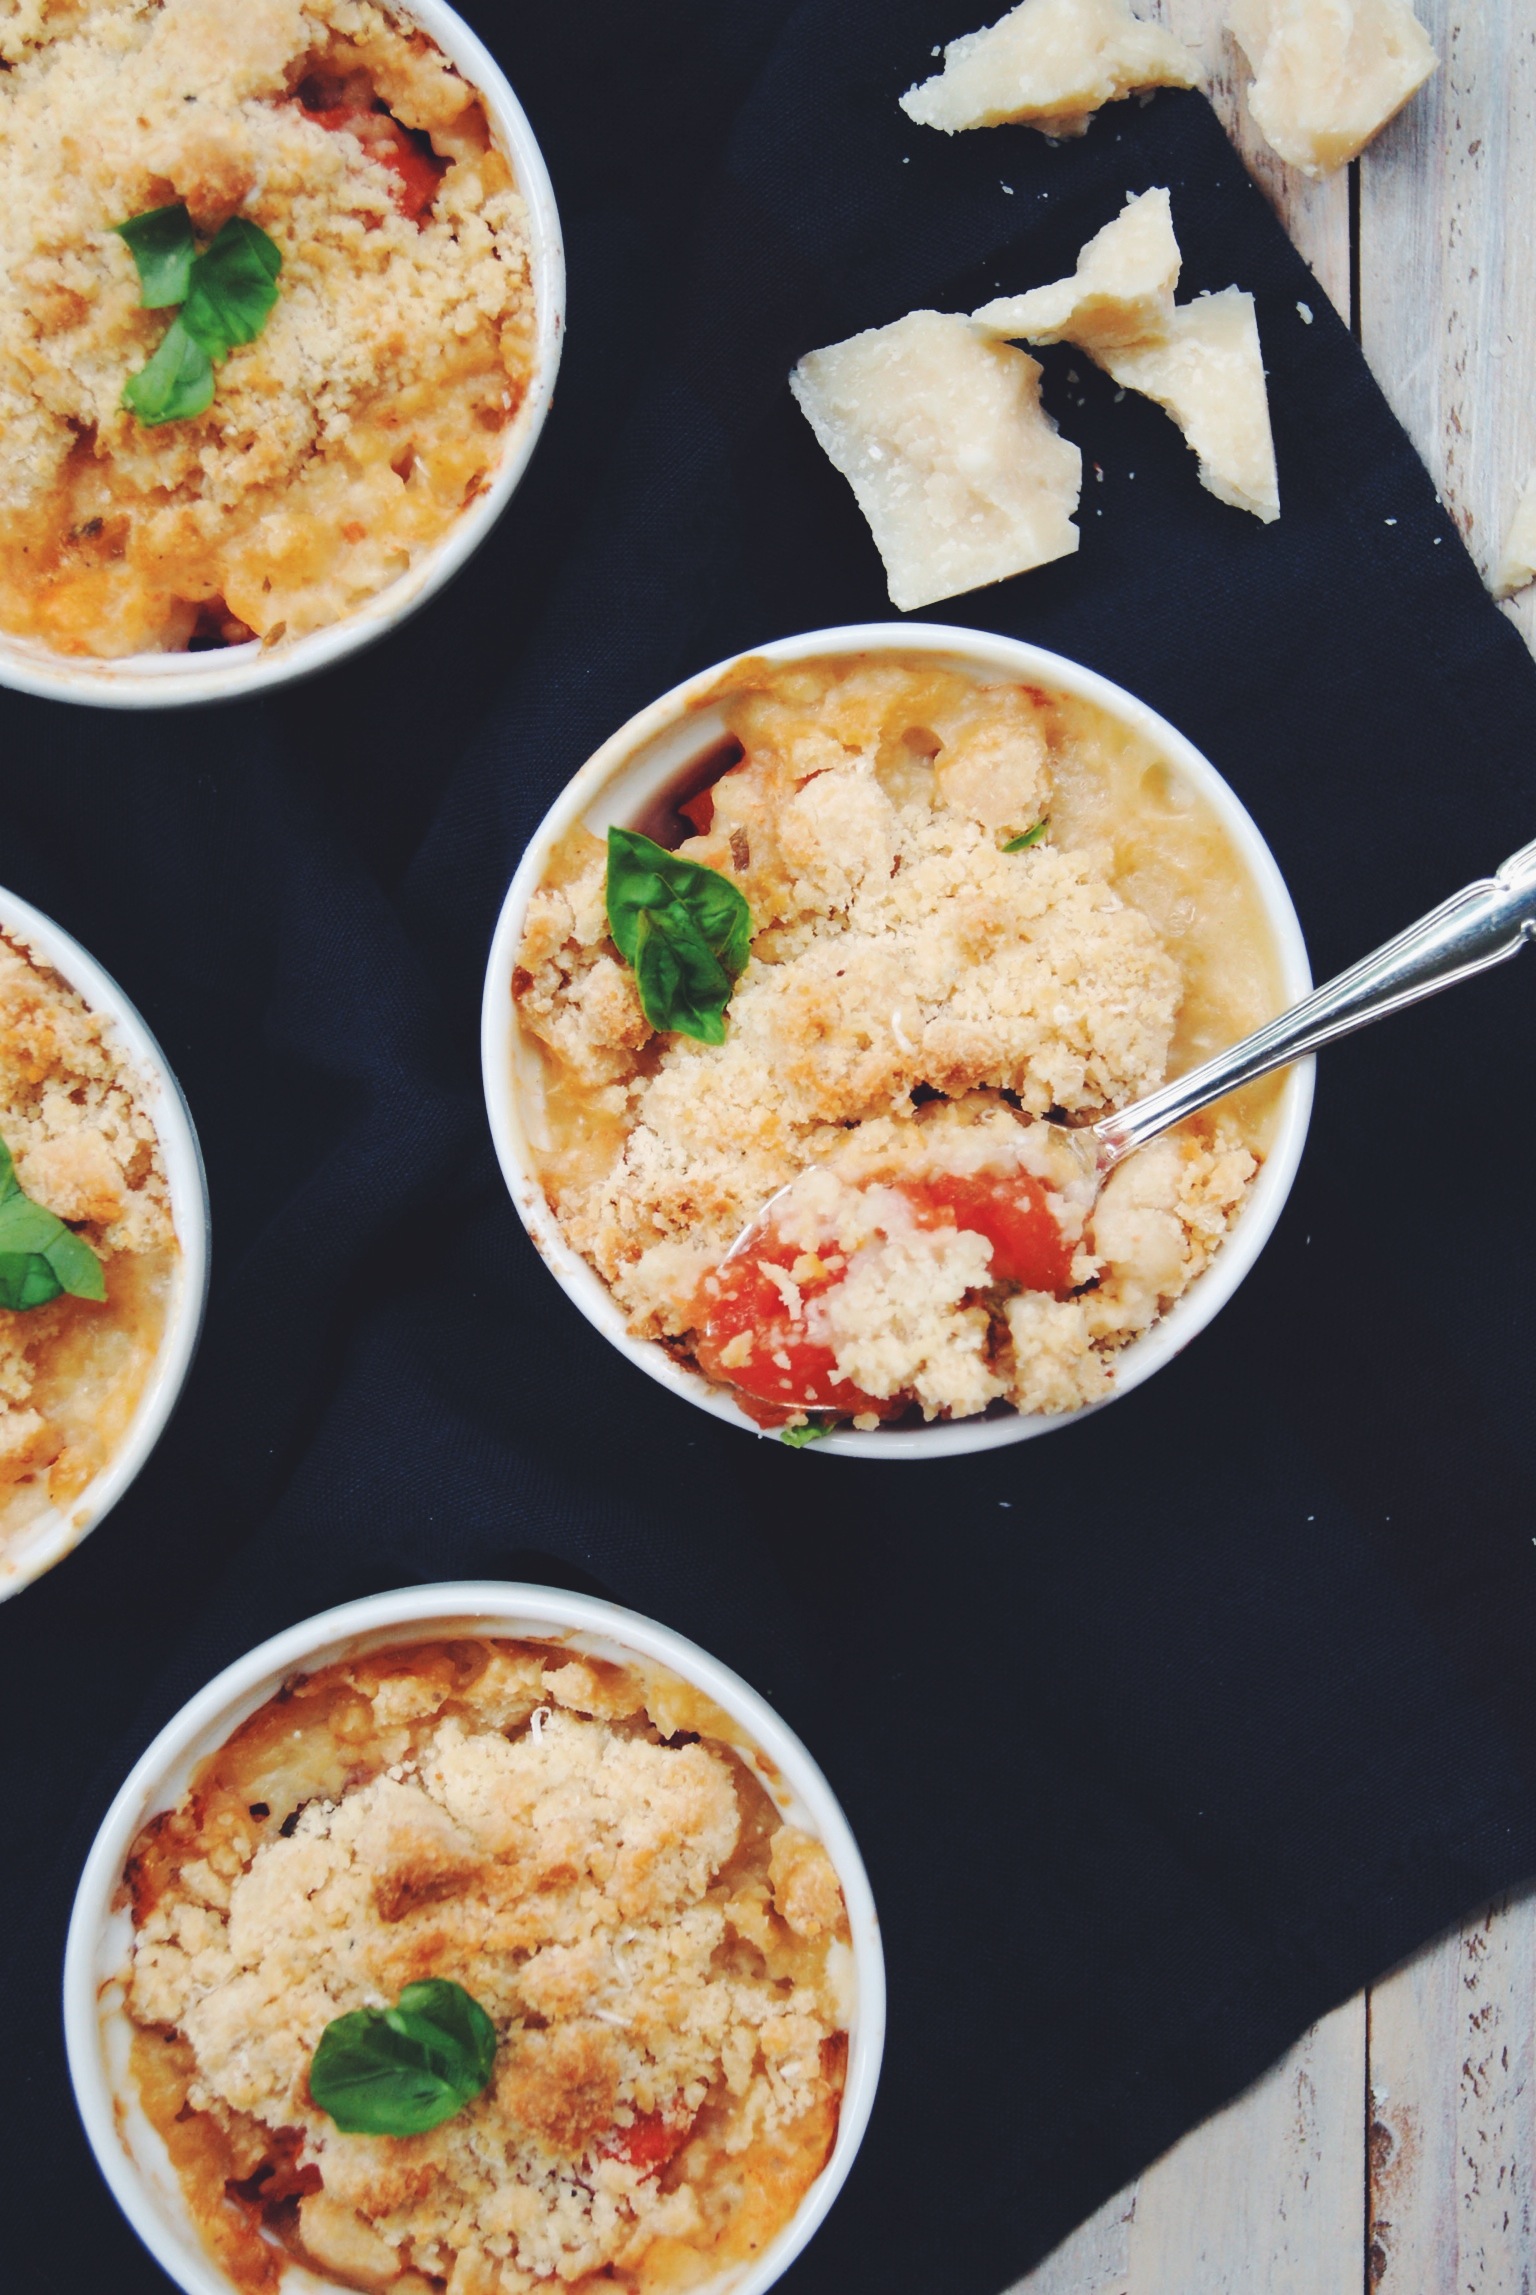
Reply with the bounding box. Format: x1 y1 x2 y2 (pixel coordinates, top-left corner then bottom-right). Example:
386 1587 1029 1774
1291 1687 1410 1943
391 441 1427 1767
1009 1998 1366 2294
1012 2186 1133 2295
1124 1997 1366 2293
1357 0 1536 652
1151 0 1353 321
1005 14 1536 2293
1367 1890 1536 2293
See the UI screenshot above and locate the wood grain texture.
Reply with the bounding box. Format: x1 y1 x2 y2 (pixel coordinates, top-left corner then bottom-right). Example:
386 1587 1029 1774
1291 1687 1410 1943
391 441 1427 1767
1011 2000 1367 2294
1150 0 1352 319
1014 2188 1133 2295
1004 9 1536 2290
1368 1894 1536 2293
1357 0 1536 650
1126 1999 1367 2293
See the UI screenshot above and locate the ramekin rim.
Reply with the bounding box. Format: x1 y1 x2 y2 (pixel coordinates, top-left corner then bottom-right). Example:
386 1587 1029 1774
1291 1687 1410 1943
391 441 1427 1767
64 1580 886 2295
480 621 1314 1461
0 0 565 710
0 883 210 1594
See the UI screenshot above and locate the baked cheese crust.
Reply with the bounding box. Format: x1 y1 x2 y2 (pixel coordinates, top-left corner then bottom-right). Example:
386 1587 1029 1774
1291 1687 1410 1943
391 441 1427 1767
0 0 535 657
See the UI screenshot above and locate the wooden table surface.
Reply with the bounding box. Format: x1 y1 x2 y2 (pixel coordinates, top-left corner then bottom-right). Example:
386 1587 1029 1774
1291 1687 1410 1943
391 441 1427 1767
1009 5 1536 2289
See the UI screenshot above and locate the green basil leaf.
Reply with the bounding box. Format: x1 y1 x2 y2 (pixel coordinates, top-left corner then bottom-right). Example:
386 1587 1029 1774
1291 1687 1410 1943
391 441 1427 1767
310 1979 497 2137
606 827 751 1039
45 1227 109 1302
633 902 735 1045
181 216 282 361
0 1136 106 1310
113 203 197 308
122 317 215 427
1002 818 1049 853
780 1420 834 1448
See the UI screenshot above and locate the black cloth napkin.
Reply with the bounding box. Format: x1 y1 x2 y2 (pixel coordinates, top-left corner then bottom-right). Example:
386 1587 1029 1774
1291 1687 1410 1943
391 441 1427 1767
7 4 1536 2291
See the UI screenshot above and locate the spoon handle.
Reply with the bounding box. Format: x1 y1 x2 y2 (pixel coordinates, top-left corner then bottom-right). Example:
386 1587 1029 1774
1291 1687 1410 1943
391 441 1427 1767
1095 832 1536 1164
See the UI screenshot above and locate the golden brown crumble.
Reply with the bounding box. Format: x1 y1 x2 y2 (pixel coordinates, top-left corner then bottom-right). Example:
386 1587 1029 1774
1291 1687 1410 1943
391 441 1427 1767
0 0 535 657
514 657 1278 1426
124 1637 852 2294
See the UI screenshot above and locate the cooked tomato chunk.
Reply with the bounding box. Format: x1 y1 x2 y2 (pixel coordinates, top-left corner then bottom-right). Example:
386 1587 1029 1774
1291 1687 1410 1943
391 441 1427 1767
600 2109 692 2175
693 1247 891 1427
896 1169 1074 1296
303 102 446 221
693 1166 1071 1428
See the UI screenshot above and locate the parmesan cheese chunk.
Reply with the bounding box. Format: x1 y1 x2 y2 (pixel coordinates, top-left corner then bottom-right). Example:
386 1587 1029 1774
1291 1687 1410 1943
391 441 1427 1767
1103 293 1280 523
1227 0 1437 176
973 190 1280 523
900 0 1198 136
973 184 1180 352
790 310 1081 612
1493 474 1536 601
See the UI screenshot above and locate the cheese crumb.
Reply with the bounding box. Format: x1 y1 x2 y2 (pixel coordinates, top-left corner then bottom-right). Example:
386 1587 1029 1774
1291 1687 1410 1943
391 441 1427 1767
973 189 1280 523
1228 0 1437 177
900 0 1198 137
790 309 1081 611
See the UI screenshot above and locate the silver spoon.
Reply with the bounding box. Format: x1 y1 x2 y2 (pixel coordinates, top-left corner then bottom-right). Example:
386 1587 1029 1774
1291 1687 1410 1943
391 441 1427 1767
727 832 1536 1264
1066 830 1536 1189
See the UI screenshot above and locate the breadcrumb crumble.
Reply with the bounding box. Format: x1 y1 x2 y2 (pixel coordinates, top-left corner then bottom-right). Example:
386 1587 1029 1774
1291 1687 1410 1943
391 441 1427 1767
123 1637 851 2294
514 657 1283 1432
0 928 176 1550
0 0 535 657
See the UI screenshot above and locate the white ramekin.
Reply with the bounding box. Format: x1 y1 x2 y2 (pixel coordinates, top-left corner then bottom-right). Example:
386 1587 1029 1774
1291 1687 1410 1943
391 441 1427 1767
66 1581 885 2295
0 0 564 709
482 622 1315 1461
0 886 209 1596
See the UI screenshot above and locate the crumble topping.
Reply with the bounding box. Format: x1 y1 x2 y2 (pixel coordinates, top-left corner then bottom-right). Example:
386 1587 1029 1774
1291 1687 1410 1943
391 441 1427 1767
515 659 1273 1426
0 0 535 657
0 928 175 1534
124 1639 851 2294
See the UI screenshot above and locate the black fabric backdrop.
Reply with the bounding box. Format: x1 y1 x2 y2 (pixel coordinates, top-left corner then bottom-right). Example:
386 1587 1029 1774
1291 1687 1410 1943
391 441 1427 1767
7 4 1536 2290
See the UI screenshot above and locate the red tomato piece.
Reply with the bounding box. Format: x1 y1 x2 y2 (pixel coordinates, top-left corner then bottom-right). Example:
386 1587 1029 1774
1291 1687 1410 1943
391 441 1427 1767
896 1170 1074 1296
303 103 446 222
600 2110 692 2175
678 785 715 834
692 1243 897 1429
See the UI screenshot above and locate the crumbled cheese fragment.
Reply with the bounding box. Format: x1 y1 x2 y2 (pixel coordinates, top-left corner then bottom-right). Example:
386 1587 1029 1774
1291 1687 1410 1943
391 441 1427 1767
900 0 1198 136
974 183 1182 352
1493 473 1536 600
1107 292 1280 523
790 310 1081 611
1228 0 1437 176
974 190 1280 522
